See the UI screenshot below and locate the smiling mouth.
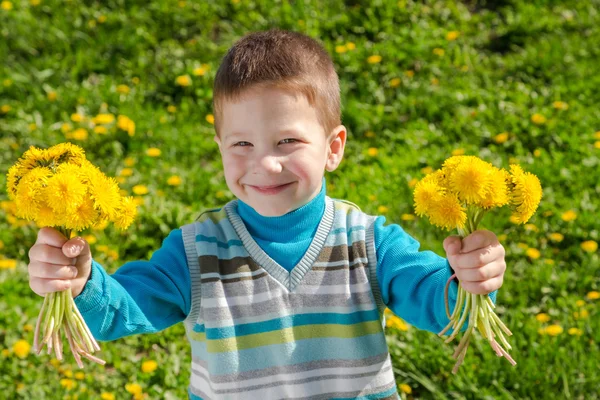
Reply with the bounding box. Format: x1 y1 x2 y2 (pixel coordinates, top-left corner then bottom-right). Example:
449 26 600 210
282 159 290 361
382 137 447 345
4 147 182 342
248 182 295 193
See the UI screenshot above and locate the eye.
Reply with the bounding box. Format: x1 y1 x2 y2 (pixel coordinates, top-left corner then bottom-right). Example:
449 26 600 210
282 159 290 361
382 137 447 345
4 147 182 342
280 138 297 144
233 141 251 147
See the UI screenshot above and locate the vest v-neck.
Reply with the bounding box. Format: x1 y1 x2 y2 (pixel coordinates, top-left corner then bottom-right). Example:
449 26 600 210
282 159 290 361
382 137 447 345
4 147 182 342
224 196 335 292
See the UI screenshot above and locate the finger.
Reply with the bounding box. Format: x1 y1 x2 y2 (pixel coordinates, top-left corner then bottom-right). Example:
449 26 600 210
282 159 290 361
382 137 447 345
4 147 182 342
62 237 89 259
28 260 79 280
461 230 498 254
29 276 72 296
443 236 462 257
460 274 503 295
35 227 69 248
29 243 77 266
454 245 500 270
455 259 506 282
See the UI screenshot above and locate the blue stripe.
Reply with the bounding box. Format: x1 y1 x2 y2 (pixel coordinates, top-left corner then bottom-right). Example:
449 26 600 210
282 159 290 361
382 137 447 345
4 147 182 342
332 386 399 400
196 308 380 340
329 225 365 235
188 389 203 400
196 234 244 248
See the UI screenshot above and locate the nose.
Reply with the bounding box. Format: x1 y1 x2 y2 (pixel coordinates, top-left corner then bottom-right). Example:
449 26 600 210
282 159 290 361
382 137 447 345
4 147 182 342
255 153 283 174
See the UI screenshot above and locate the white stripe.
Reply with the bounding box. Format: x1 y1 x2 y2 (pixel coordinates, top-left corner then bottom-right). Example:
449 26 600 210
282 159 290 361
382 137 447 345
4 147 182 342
312 257 368 268
201 268 266 281
191 357 392 390
201 282 372 308
189 364 392 399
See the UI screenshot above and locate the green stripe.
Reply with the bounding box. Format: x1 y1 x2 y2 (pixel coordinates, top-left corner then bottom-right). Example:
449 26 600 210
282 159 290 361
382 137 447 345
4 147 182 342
206 320 383 353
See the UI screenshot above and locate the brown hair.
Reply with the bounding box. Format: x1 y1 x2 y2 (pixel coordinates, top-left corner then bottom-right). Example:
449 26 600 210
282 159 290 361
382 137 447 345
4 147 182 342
213 28 341 137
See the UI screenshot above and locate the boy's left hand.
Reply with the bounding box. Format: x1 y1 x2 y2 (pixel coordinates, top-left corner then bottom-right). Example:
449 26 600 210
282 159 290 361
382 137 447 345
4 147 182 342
443 229 506 295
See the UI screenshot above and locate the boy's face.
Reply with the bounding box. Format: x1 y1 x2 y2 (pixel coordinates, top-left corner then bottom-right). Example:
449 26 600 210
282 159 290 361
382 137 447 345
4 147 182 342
214 86 346 217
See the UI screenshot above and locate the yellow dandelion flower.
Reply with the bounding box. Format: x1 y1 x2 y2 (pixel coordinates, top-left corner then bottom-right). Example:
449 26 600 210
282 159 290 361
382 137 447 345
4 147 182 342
449 157 493 205
378 205 388 213
526 248 541 259
133 185 149 195
1 104 11 113
114 196 137 230
206 114 215 124
335 45 347 53
587 291 600 300
0 259 17 269
433 48 445 56
167 105 177 113
175 75 192 87
141 360 158 373
36 200 62 228
401 214 415 221
561 210 577 221
65 196 98 231
44 172 87 215
119 168 134 177
421 166 434 175
117 84 130 94
398 383 412 394
568 328 583 336
346 42 356 50
47 91 57 101
386 315 408 331
93 113 115 125
493 132 509 144
517 242 529 250
14 167 53 220
531 113 546 125
167 175 182 186
367 148 378 157
390 78 401 88
367 55 382 64
575 300 585 307
12 340 30 358
428 193 467 231
594 141 600 149
446 31 460 41
193 66 208 76
581 240 598 253
508 164 542 224
100 393 115 400
545 325 563 336
404 70 415 77
552 101 568 110
479 167 510 209
146 148 161 157
71 113 85 122
413 174 445 218
1 1 13 10
72 128 88 141
125 383 143 395
117 115 135 136
124 157 136 167
89 175 120 220
574 309 589 319
94 126 108 134
549 233 564 242
59 378 76 390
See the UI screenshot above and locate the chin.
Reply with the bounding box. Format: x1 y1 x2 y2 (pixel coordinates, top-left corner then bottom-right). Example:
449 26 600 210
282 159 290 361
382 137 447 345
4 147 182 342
252 205 290 217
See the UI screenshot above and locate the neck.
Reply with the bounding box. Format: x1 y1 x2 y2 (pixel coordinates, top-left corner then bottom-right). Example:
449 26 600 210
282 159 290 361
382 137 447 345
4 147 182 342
236 177 327 242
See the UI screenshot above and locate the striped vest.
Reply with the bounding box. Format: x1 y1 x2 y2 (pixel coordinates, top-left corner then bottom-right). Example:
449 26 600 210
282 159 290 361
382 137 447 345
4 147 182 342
180 196 399 400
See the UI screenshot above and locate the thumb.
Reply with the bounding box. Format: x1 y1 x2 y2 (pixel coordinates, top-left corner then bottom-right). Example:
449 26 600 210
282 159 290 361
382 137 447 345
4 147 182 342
443 235 463 257
62 236 91 264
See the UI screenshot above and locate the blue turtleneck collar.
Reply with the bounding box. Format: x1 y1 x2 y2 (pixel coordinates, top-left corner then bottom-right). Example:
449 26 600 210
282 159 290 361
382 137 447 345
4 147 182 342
236 177 327 242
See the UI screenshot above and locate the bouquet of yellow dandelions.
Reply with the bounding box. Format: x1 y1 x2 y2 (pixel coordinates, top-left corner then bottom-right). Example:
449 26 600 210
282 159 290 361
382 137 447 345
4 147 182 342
413 155 542 374
6 142 137 368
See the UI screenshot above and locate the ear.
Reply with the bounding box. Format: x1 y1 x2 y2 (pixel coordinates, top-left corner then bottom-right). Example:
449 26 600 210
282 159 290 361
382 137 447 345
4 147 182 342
325 125 347 172
213 135 222 150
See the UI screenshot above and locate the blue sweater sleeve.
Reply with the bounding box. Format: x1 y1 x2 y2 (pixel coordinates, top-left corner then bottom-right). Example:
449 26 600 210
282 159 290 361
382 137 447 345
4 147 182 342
374 216 498 334
73 229 191 341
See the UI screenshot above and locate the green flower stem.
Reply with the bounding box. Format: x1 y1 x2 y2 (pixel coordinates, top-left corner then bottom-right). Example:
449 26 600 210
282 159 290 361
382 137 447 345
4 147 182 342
33 226 105 367
437 207 516 373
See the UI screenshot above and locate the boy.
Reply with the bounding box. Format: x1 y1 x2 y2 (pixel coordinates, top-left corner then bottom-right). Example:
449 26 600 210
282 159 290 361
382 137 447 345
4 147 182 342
28 29 506 399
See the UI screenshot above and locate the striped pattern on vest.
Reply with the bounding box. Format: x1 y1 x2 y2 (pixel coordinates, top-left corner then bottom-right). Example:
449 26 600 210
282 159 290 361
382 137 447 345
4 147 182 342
180 196 398 400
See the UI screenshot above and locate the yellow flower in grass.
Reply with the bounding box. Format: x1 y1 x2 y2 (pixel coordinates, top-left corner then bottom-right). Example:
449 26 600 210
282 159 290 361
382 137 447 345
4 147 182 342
94 126 108 134
398 383 412 394
367 148 378 157
526 248 541 259
581 240 598 253
561 210 577 221
0 259 17 269
141 360 158 373
206 114 215 124
74 372 85 380
385 315 408 331
413 172 445 219
493 132 509 144
587 291 600 300
72 128 88 141
100 393 115 400
175 75 192 87
88 175 121 220
126 383 143 395
574 309 589 320
1 1 13 11
433 48 445 56
117 115 135 136
568 328 583 336
390 78 401 88
133 185 149 195
167 175 182 186
545 325 563 336
146 148 161 157
428 193 467 231
12 340 31 358
575 300 585 307
116 84 130 94
367 55 382 64
531 113 546 125
71 113 85 122
549 233 564 242
60 379 76 390
447 156 493 205
552 101 569 110
114 197 137 230
93 113 115 125
446 31 460 41
193 65 209 76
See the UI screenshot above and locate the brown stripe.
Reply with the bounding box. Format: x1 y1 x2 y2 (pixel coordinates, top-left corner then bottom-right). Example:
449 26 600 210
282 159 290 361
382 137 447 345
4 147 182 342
201 271 269 284
311 263 366 272
198 255 261 275
315 240 367 265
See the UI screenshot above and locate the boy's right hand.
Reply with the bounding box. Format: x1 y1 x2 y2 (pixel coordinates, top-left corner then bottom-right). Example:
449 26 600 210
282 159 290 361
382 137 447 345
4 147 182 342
28 227 93 298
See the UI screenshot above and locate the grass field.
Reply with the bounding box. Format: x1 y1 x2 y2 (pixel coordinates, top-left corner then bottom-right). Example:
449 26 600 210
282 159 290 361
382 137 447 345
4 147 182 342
1 0 599 399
